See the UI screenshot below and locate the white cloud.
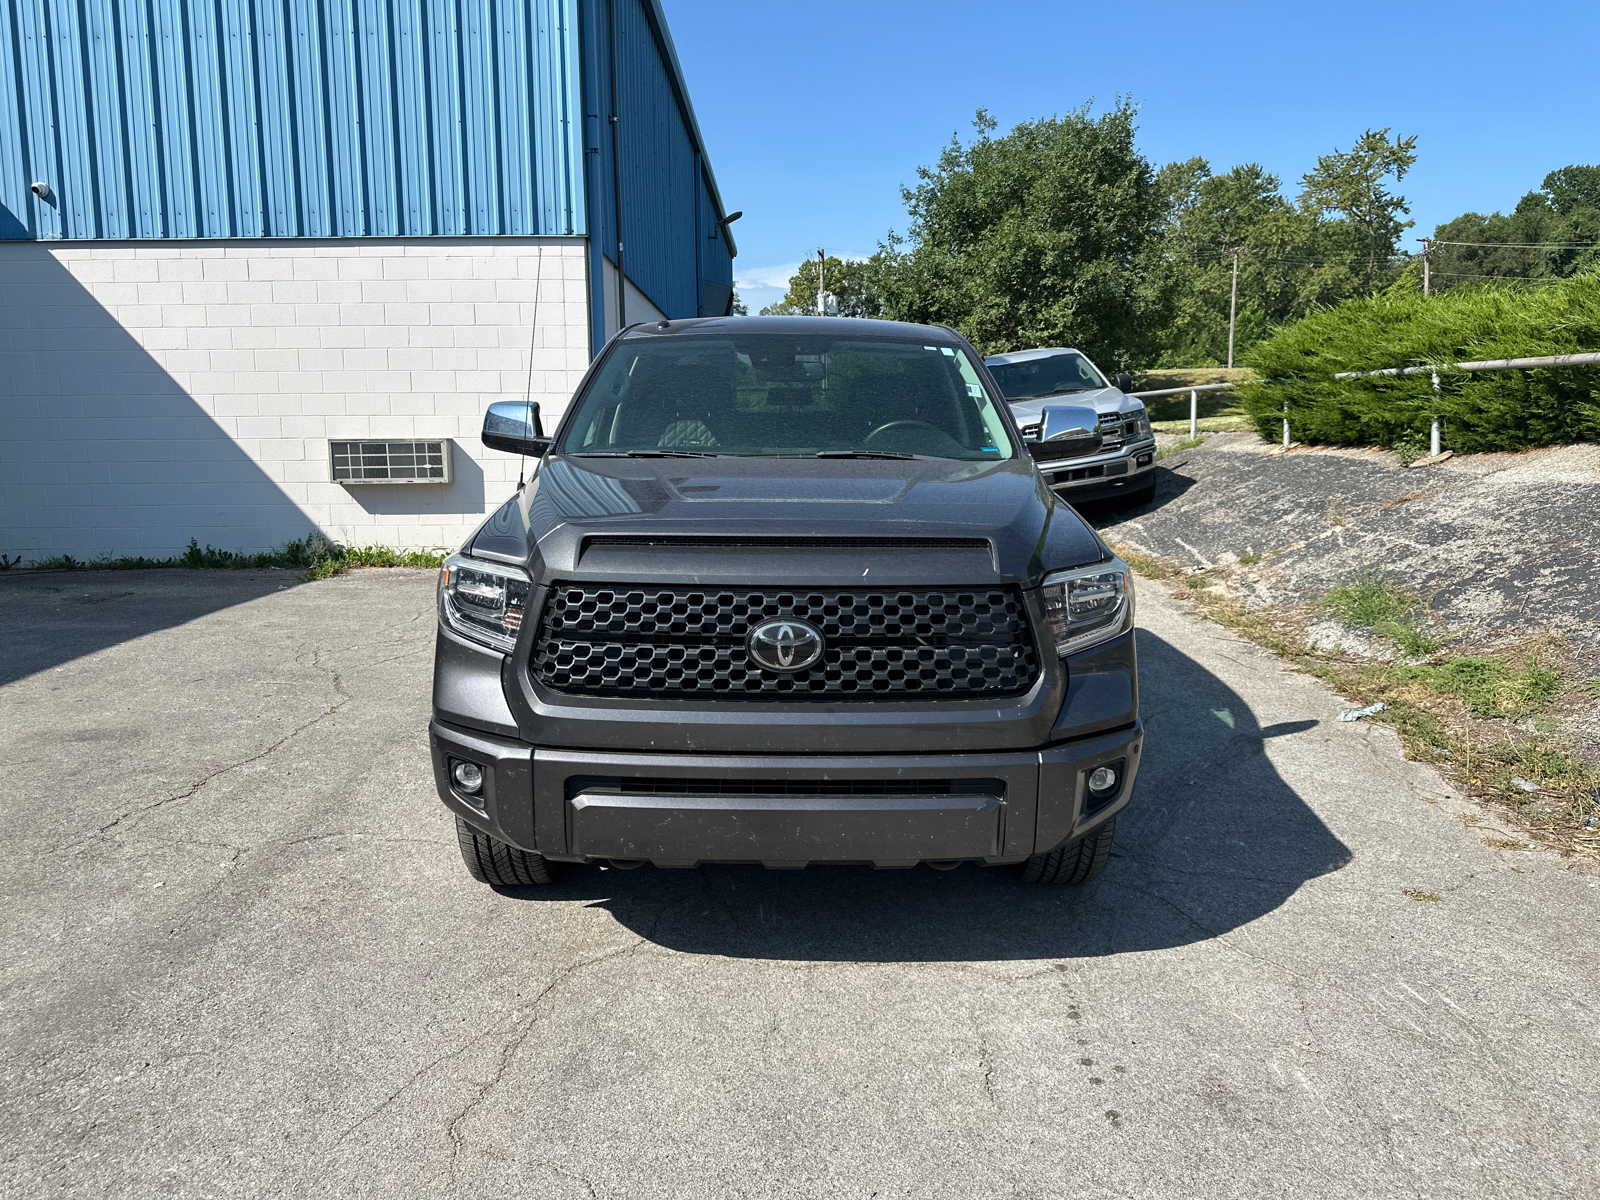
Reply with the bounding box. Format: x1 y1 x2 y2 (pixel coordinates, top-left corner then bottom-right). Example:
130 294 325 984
734 262 803 290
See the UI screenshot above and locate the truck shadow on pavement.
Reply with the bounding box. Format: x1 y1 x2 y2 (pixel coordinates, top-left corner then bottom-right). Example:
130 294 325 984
0 570 304 686
503 630 1353 962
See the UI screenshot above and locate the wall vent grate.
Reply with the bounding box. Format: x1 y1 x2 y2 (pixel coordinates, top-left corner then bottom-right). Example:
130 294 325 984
331 440 452 484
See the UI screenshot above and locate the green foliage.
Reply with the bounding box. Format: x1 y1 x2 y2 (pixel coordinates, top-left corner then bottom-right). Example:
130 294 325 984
759 255 887 317
29 537 445 582
1322 570 1441 656
1297 129 1419 294
1153 130 1419 366
1374 619 1441 658
1156 434 1205 461
1391 429 1430 465
1391 656 1561 720
1238 273 1600 452
1430 163 1600 289
871 104 1176 370
1321 570 1418 627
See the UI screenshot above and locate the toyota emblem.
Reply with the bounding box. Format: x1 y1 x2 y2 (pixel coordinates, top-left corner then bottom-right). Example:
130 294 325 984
747 618 824 672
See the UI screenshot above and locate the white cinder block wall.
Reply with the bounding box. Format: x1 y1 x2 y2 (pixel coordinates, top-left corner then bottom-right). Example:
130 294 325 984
0 237 590 559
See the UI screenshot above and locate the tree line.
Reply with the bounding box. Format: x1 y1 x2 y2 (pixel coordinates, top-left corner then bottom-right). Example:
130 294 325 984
754 102 1599 373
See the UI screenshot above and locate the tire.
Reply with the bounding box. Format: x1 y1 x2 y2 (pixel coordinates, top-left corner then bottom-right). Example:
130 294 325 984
1017 818 1116 885
455 817 563 886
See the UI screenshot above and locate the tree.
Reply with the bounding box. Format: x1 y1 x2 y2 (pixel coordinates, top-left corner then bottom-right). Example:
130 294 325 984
1155 160 1311 364
730 290 749 315
1429 164 1600 288
872 103 1175 370
759 255 886 317
1297 128 1418 294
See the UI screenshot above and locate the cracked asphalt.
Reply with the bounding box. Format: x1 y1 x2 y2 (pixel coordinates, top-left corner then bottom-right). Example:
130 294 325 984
3 568 1598 1198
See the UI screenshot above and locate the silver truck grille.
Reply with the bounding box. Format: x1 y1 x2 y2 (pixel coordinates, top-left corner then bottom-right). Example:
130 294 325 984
530 584 1040 700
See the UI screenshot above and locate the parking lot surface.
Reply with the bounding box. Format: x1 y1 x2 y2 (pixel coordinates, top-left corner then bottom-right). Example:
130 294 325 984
4 568 1597 1198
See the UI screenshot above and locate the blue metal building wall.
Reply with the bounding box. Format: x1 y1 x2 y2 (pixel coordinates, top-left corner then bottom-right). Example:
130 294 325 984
576 0 734 349
0 0 585 240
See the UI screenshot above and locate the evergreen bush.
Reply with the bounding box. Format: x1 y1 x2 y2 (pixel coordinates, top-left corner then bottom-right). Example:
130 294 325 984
1236 273 1600 452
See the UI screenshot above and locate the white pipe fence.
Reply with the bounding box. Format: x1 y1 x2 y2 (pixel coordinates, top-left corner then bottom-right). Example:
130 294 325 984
1126 350 1600 451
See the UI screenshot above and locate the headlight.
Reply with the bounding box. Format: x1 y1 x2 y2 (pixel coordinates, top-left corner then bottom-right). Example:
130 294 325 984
1040 559 1134 656
437 553 531 653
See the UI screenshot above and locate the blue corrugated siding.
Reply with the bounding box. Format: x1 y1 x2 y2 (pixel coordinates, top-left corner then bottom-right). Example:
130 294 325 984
0 0 584 239
578 0 734 331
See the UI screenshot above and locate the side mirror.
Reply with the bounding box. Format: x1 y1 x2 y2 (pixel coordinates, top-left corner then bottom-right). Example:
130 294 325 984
1027 404 1104 462
1115 372 1133 393
482 401 552 456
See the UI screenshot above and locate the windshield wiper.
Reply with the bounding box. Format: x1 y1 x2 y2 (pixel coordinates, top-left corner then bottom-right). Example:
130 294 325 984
1009 385 1095 401
569 449 721 458
812 450 916 460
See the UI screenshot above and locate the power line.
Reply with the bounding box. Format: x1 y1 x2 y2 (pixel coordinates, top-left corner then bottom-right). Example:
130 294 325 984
1431 239 1599 249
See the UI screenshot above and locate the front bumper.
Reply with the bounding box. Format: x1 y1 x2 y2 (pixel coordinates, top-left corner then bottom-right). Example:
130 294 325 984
430 718 1142 868
1038 441 1157 501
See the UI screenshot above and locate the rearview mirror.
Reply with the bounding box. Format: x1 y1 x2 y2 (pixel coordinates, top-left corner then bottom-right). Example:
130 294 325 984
1115 372 1133 393
1027 405 1103 463
482 401 551 456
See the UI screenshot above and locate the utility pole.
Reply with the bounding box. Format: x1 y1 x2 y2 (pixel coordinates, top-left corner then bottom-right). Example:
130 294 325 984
817 249 825 316
1226 248 1241 369
1419 237 1432 296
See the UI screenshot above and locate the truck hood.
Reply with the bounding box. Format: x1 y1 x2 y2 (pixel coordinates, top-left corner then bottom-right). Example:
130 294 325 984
1006 386 1144 425
466 454 1109 588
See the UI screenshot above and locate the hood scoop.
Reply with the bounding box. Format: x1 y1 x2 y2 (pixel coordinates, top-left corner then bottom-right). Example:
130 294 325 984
575 534 997 582
667 476 911 504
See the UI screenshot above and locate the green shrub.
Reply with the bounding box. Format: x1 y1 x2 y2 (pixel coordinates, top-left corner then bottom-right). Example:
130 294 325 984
1238 273 1600 452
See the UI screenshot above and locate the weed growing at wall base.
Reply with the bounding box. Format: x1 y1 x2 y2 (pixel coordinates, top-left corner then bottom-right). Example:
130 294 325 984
26 537 446 582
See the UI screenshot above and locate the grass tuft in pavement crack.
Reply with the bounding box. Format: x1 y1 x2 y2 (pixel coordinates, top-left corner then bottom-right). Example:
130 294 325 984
1321 569 1441 657
1156 435 1206 462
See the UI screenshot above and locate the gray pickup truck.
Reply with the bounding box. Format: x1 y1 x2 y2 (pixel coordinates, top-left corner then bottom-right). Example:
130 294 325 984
430 317 1141 888
984 347 1157 505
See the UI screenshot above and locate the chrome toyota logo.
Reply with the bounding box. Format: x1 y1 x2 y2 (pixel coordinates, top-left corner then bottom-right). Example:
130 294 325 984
748 619 824 672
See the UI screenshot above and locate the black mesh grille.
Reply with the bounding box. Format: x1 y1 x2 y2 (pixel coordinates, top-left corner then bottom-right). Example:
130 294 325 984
531 584 1040 700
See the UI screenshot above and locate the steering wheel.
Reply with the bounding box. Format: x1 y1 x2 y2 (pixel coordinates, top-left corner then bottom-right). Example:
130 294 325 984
863 419 943 446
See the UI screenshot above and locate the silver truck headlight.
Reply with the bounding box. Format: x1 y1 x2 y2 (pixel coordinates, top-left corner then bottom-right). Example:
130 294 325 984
438 553 531 653
1040 559 1134 656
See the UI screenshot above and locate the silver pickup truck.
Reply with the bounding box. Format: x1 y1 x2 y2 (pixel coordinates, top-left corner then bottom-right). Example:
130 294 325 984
984 347 1156 505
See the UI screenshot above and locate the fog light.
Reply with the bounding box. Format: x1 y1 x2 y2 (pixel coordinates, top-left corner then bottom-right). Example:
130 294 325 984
451 760 484 794
1087 765 1118 796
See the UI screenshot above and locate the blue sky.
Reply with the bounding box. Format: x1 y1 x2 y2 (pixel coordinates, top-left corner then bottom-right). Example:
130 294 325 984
663 0 1600 314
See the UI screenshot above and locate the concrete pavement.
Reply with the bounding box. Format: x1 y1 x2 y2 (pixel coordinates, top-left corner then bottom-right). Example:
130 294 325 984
3 568 1596 1198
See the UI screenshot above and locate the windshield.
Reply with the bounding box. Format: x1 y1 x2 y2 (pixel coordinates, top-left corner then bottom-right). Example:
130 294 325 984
558 333 1018 460
985 351 1108 400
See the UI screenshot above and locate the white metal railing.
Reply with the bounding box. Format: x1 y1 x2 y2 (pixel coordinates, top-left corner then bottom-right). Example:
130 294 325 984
1127 350 1600 451
1126 381 1240 439
1333 351 1600 457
